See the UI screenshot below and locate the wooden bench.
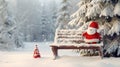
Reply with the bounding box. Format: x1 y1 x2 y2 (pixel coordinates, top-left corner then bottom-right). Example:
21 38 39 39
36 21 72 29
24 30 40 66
50 30 103 59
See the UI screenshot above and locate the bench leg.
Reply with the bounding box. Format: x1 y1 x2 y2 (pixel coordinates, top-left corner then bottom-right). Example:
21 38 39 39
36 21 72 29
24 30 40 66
51 47 58 59
98 47 103 59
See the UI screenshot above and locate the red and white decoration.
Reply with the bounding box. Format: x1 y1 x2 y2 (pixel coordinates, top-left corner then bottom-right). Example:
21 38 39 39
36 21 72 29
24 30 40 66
33 45 41 58
83 21 101 44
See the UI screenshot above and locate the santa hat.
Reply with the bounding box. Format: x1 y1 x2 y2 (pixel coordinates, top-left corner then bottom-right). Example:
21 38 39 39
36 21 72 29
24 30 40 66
89 21 99 29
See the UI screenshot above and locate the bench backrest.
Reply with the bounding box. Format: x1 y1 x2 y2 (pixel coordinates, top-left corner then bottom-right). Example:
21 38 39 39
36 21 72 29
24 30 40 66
54 29 84 44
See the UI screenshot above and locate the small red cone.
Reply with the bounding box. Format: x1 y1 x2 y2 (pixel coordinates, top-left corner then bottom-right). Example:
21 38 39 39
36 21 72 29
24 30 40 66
33 45 41 58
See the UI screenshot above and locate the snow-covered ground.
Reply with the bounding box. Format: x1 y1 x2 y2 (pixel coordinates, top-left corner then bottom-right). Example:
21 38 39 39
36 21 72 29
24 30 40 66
0 42 120 67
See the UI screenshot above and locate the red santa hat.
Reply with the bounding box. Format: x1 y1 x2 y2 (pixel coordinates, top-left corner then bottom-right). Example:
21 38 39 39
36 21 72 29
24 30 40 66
89 21 99 29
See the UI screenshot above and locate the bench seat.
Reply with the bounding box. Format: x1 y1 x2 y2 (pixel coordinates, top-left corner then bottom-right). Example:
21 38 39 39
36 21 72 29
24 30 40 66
50 42 103 47
50 42 103 59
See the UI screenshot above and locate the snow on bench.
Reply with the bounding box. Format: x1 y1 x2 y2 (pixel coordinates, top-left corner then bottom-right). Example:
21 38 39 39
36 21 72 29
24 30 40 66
50 29 103 59
52 29 84 45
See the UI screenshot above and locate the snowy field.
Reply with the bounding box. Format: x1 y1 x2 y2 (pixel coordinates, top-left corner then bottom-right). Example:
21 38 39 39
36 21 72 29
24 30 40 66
0 42 120 67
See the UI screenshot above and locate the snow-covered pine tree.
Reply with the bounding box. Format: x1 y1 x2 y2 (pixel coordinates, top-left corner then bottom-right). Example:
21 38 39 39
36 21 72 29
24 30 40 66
56 0 70 29
69 0 120 57
0 0 23 50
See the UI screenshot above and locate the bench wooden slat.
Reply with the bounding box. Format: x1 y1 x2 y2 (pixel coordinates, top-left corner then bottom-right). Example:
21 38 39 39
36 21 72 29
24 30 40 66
50 45 101 49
